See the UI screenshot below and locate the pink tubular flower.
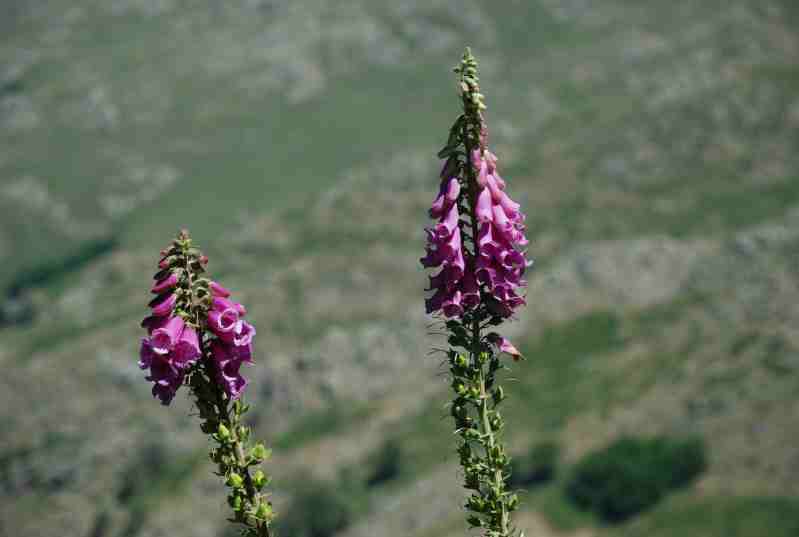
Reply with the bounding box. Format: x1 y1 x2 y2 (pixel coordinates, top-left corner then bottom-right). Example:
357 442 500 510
212 296 246 317
150 315 185 354
469 142 531 318
151 273 178 294
210 281 231 298
488 333 523 361
141 315 168 334
209 339 251 400
422 126 531 319
139 233 257 404
208 307 239 339
150 292 177 317
172 326 201 367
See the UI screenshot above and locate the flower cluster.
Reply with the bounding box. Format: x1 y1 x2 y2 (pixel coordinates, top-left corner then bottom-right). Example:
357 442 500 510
421 174 478 317
421 122 529 321
138 238 254 404
207 284 256 400
472 143 530 318
423 49 531 537
136 231 274 536
139 282 201 405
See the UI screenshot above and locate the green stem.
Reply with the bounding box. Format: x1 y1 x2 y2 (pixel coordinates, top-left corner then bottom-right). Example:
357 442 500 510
180 235 272 537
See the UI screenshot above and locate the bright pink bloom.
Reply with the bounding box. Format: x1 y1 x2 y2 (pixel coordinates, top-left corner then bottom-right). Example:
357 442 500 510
150 293 177 317
208 307 239 339
173 326 201 367
150 316 185 354
141 315 168 334
151 273 178 294
210 281 231 298
423 132 531 319
212 296 246 317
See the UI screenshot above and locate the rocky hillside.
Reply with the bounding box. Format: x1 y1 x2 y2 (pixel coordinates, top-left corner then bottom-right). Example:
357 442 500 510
2 1 799 536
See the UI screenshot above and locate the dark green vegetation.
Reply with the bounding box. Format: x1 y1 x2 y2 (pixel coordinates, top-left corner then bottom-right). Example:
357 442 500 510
566 436 706 522
509 442 560 488
2 1 799 537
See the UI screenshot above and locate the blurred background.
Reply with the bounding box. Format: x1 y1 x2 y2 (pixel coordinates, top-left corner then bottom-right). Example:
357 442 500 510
2 1 799 536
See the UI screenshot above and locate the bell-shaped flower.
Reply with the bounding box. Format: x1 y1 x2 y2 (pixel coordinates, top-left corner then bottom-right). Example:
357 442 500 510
151 273 179 294
173 326 201 367
150 315 185 355
150 292 177 317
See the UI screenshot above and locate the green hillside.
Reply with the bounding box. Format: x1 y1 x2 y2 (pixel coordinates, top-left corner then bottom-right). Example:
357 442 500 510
1 1 798 536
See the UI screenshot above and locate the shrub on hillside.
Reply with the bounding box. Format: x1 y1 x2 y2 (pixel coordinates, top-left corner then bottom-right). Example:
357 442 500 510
367 439 404 487
566 435 706 523
277 472 366 537
508 441 559 488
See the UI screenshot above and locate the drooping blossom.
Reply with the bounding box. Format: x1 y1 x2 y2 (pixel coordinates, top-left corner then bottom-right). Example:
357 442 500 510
421 132 530 321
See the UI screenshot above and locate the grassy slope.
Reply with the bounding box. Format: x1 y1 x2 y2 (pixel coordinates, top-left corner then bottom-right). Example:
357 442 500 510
2 0 799 536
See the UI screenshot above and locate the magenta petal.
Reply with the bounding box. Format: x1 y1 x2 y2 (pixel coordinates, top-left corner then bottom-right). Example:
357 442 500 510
208 308 238 333
210 281 231 298
150 293 177 317
151 273 178 294
150 316 185 354
138 338 156 369
232 320 256 347
212 296 246 317
498 337 522 359
141 315 168 334
173 326 201 366
444 177 460 204
476 187 493 223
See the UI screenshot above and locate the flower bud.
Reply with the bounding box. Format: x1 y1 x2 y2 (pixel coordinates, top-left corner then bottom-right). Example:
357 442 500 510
252 469 267 489
227 472 244 488
250 443 271 462
255 501 272 521
217 423 231 441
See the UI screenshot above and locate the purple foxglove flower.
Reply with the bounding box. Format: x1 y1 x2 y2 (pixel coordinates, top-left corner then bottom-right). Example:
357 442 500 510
146 354 184 405
430 177 459 219
150 315 185 355
141 315 168 334
232 320 256 347
218 360 248 400
444 176 460 204
172 326 201 367
208 308 239 338
461 271 480 309
212 296 247 317
151 273 178 294
489 334 523 360
433 202 460 240
232 341 254 363
429 190 447 219
138 338 157 369
442 289 464 318
210 281 231 298
476 187 493 223
150 292 177 317
210 340 233 365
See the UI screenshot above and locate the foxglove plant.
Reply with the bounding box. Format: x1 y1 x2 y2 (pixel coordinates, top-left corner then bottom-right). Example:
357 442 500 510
138 230 275 536
421 49 531 537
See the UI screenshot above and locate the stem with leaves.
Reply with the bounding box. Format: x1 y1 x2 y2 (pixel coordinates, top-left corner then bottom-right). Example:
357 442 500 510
162 231 275 536
436 49 525 537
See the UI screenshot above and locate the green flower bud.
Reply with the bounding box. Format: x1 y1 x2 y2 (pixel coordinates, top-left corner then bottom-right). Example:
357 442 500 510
252 469 267 489
228 493 243 511
255 501 273 521
217 424 230 441
227 473 244 488
250 443 271 462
